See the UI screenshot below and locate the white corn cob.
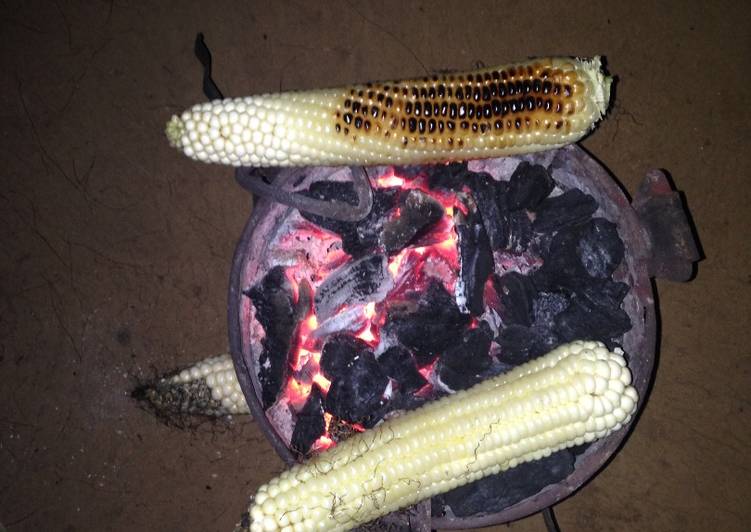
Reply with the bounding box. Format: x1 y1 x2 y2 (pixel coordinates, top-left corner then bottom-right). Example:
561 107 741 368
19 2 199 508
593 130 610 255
246 340 637 532
171 354 249 415
166 57 611 167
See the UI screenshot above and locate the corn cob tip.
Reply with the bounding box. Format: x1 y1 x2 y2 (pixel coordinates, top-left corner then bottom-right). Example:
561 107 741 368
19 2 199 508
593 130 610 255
576 56 612 120
165 115 185 148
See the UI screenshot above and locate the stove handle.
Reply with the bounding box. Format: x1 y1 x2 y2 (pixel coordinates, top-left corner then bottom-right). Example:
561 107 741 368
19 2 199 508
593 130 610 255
632 169 701 281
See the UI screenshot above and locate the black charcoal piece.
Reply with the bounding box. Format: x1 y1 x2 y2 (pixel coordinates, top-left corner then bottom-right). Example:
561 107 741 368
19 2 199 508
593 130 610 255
325 350 389 423
467 173 508 250
534 223 594 292
244 266 297 409
531 292 570 330
554 295 632 343
506 210 533 254
391 165 424 179
378 345 428 393
314 254 393 321
382 190 443 254
579 278 630 310
438 324 493 391
386 279 471 365
456 211 494 315
427 161 471 191
290 384 326 455
532 188 598 233
506 162 555 211
301 185 399 258
495 272 537 327
433 449 575 517
320 334 372 381
498 324 556 366
576 218 625 279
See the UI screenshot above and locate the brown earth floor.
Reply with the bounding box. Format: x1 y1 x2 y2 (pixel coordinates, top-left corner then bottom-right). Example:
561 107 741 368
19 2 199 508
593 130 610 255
1 1 749 531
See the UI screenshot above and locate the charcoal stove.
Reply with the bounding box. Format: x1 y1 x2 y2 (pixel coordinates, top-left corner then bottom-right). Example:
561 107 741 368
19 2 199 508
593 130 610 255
227 144 698 529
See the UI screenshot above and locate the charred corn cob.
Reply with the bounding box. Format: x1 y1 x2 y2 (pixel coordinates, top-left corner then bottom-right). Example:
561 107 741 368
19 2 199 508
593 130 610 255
246 340 637 532
166 57 611 167
171 354 249 414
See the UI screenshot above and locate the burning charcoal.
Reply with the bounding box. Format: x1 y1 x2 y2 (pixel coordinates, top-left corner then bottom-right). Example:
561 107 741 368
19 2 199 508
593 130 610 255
382 190 443 254
576 218 625 279
497 324 556 366
299 181 358 234
378 345 428 394
433 449 575 517
456 211 494 315
325 350 389 423
386 279 471 365
438 324 493 391
532 188 598 233
468 172 508 250
506 162 555 211
554 295 632 343
320 334 372 381
291 384 326 455
314 254 393 321
427 161 471 191
244 266 297 409
495 272 537 327
391 165 425 179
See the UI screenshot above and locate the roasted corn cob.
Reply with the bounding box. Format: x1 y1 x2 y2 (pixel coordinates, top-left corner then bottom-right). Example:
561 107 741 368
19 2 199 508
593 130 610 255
166 57 611 167
246 340 637 532
171 354 249 414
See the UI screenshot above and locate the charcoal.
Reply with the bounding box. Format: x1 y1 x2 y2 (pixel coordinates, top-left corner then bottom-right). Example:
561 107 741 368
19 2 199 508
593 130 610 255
244 266 297 409
433 449 575 517
290 384 326 455
531 292 570 330
506 210 533 254
456 212 494 315
325 350 389 423
386 279 471 365
378 345 428 394
467 173 508 250
301 185 399 257
438 324 493 391
320 334 372 381
579 278 630 310
534 223 595 292
391 165 425 179
495 272 537 327
576 218 625 279
506 162 555 211
497 324 557 366
532 188 598 233
314 254 393 321
382 190 443 254
554 295 632 343
427 161 471 191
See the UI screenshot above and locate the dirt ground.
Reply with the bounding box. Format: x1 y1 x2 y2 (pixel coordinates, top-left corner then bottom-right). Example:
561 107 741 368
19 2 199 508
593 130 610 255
1 1 749 531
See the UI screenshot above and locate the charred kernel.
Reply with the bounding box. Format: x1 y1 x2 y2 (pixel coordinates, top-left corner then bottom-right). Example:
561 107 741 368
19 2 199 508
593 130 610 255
508 67 516 77
415 102 422 116
515 80 524 94
385 96 394 107
457 139 464 147
555 120 563 129
510 100 518 113
402 136 408 145
400 118 406 129
473 87 481 101
358 90 364 97
553 84 561 95
494 119 503 129
446 86 453 97
465 85 472 99
526 97 535 111
377 93 385 102
364 121 371 131
420 87 428 98
515 118 521 129
433 103 440 116
490 83 497 97
480 123 487 133
441 102 448 116
412 87 419 98
437 85 446 98
361 105 368 116
447 121 455 130
428 87 436 99
472 123 478 132
461 120 469 129
418 119 426 133
483 104 492 118
384 85 390 91
533 79 542 93
408 117 417 132
502 101 510 115
390 118 398 129
343 113 353 124
564 84 572 97
507 83 516 96
492 70 500 79
458 103 467 118
402 87 409 96
501 70 508 80
556 102 562 113
428 119 436 133
371 107 380 118
424 103 432 117
456 87 463 99
544 99 552 112
438 120 444 132
406 102 413 114
467 73 474 81
498 83 507 97
449 103 458 118
467 104 475 119
368 91 374 99
484 72 492 81
447 137 453 145
344 127 349 135
525 117 531 128
492 100 502 115
335 123 341 132
354 116 363 128
344 99 352 108
523 80 532 93
432 74 439 81
352 101 361 113
542 81 552 94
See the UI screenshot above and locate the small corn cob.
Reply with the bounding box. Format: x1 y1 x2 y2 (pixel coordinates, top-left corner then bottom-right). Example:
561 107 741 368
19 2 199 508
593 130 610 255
166 57 611 167
171 354 249 414
246 340 637 532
